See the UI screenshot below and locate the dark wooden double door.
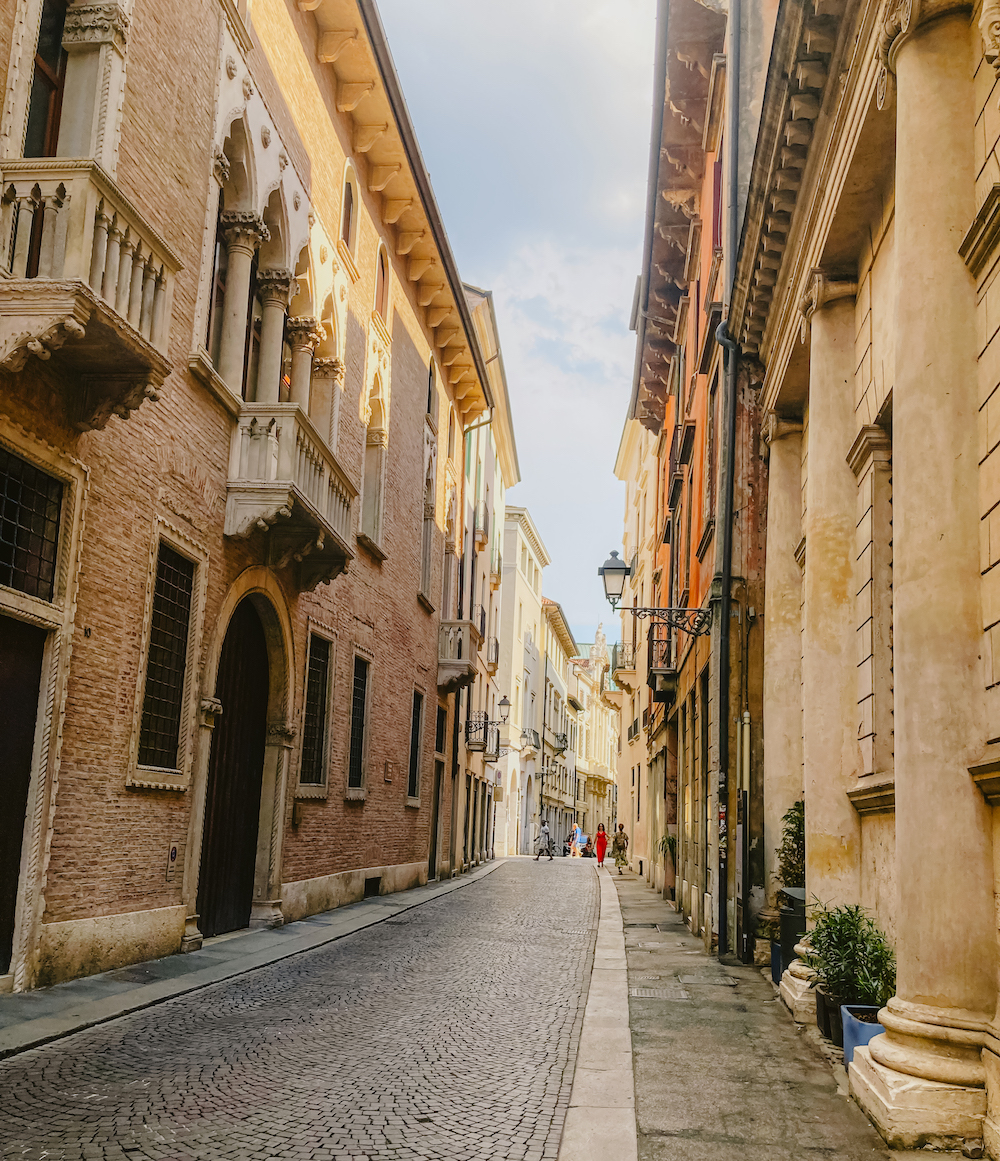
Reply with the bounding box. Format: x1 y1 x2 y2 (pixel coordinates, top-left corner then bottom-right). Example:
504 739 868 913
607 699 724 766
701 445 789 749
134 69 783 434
198 599 270 938
0 614 46 975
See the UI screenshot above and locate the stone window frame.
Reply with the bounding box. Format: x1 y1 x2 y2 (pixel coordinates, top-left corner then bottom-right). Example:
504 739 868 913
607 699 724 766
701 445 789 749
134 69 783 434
0 414 88 993
406 683 425 808
126 517 209 792
295 616 338 800
344 642 374 801
337 160 361 282
1 0 55 161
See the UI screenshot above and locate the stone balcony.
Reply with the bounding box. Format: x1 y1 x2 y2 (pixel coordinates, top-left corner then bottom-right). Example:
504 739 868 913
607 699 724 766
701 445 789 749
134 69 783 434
0 159 180 430
226 403 357 590
438 620 477 693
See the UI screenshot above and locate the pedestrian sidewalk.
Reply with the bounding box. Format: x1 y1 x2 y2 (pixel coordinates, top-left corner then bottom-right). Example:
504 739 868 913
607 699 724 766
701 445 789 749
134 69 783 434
0 859 503 1060
613 872 895 1161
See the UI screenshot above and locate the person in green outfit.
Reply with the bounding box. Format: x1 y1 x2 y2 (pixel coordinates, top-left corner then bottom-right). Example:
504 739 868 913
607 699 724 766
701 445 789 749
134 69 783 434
611 823 629 875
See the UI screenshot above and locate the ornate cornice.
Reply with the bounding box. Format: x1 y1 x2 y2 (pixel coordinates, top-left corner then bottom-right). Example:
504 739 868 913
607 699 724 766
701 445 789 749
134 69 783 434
62 3 129 53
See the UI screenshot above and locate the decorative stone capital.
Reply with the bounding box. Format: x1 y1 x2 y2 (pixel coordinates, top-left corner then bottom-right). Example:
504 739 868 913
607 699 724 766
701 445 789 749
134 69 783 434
983 0 1000 77
876 0 973 106
312 356 345 382
256 268 293 307
267 721 298 745
286 316 325 351
798 268 857 341
220 211 269 254
199 697 223 726
761 410 803 459
367 428 389 449
63 3 129 54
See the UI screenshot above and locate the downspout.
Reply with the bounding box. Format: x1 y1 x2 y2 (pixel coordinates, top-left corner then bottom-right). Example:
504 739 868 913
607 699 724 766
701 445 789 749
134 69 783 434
715 0 742 957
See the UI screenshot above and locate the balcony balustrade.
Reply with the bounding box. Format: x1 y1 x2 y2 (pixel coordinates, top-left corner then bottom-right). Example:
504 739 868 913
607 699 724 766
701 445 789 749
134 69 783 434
226 403 357 590
552 731 569 754
0 159 180 430
490 551 502 591
485 636 499 674
611 642 636 674
438 619 477 692
520 728 541 755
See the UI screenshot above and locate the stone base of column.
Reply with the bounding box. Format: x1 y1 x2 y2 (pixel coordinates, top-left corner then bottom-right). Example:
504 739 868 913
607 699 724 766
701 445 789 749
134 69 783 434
850 1045 985 1150
249 900 284 929
779 963 816 1022
180 914 203 953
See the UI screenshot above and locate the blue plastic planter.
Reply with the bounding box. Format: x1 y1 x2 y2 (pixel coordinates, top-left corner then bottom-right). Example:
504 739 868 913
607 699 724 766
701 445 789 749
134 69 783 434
842 1005 884 1068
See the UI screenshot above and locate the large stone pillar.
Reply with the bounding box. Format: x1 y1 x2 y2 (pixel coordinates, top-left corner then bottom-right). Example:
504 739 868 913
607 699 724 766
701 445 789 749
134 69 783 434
851 10 996 1151
255 270 292 405
216 213 268 392
800 274 862 910
761 411 804 913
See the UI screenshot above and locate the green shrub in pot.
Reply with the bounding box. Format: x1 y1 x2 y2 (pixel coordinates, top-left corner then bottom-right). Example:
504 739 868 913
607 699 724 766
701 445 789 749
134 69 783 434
809 902 895 1007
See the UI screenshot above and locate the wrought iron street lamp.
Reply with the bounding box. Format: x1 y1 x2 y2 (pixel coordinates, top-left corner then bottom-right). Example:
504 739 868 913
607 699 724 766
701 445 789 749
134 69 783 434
599 548 712 636
498 695 510 723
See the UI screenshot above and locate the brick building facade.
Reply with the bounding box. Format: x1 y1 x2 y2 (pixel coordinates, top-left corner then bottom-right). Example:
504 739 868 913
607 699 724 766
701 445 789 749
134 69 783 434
0 0 500 991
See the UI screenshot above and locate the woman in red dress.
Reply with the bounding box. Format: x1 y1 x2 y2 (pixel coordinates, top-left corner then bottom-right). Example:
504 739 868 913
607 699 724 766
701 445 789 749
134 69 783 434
595 823 608 868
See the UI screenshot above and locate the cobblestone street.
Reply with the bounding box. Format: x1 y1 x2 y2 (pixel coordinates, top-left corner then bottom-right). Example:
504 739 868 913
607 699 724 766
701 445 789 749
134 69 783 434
0 861 598 1161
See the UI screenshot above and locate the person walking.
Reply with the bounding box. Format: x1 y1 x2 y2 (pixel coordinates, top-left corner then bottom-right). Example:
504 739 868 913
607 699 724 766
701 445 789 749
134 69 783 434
595 823 608 868
534 819 553 861
611 823 629 875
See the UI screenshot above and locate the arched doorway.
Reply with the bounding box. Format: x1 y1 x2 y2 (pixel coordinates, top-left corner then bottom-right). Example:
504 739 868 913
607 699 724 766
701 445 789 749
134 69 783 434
197 598 270 937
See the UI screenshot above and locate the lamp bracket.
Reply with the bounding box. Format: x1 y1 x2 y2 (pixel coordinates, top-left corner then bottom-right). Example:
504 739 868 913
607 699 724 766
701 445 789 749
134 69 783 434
627 606 712 636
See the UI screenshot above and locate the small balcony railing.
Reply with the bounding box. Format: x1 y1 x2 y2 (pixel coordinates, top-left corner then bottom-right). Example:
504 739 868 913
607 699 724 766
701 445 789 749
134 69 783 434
484 724 501 762
611 642 636 673
438 620 477 692
485 636 499 673
490 551 502 591
226 403 357 589
520 728 541 753
647 623 679 704
474 499 489 548
466 711 488 752
552 732 569 754
470 603 486 643
0 159 180 429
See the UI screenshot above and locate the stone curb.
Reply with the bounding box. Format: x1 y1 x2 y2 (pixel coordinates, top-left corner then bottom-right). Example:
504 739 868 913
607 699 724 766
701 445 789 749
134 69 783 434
0 859 504 1061
557 865 638 1161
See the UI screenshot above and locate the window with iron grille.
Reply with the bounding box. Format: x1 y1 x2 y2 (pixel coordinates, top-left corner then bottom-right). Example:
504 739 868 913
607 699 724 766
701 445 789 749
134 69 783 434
435 705 447 755
138 544 195 769
408 691 423 799
300 634 331 785
348 655 369 788
0 444 63 602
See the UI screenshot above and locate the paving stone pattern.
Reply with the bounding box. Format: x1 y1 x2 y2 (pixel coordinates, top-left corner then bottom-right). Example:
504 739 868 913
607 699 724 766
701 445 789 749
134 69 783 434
0 861 598 1161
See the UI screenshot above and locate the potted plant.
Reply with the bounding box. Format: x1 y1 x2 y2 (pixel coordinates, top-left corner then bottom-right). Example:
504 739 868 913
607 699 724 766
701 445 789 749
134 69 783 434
809 902 895 1058
770 801 805 976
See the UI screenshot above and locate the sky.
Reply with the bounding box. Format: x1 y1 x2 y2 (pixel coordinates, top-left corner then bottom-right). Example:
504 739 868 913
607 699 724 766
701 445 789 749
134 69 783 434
377 0 657 646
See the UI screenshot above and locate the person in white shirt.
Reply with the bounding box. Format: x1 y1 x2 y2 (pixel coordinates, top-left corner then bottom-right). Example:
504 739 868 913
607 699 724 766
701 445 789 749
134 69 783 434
534 820 553 861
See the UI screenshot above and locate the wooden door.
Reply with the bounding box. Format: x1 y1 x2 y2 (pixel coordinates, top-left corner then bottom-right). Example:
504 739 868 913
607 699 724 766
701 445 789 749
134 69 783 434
428 760 443 880
0 615 46 973
197 599 270 938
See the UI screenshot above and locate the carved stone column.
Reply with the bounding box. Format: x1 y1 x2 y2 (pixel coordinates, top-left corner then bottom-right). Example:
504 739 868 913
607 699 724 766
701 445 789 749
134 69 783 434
311 357 345 449
851 9 996 1152
250 721 296 929
286 317 324 410
760 411 803 916
255 269 292 405
180 696 224 953
217 212 268 392
58 3 129 173
799 271 861 912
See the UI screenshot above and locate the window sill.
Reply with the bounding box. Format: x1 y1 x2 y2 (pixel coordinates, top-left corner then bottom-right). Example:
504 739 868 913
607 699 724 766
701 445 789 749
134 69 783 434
357 533 387 563
295 783 328 800
127 765 188 791
345 785 366 802
695 517 715 563
417 592 435 614
406 796 421 809
189 348 241 417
